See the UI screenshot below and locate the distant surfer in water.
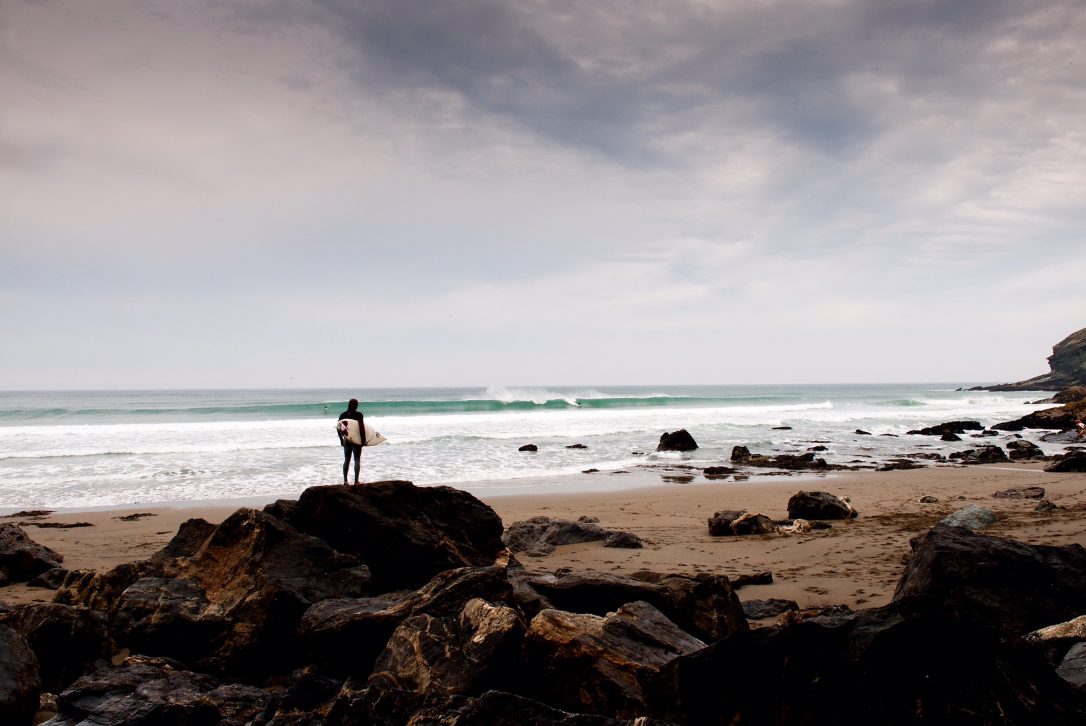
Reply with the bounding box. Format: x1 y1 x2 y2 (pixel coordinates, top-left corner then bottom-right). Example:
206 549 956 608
337 399 365 485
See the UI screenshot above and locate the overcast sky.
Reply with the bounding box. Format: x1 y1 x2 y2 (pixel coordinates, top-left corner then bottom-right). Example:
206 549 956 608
3 0 1084 389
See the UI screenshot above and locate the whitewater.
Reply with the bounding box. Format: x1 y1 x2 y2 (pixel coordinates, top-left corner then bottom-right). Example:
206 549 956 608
0 385 1057 509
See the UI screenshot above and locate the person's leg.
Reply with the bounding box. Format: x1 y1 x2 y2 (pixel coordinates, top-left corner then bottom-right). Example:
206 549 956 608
342 444 351 484
352 444 362 484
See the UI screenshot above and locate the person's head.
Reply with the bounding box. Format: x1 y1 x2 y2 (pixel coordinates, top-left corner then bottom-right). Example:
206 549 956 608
348 398 359 412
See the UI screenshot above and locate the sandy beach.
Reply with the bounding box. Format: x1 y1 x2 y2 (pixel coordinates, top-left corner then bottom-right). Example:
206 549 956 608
4 462 1084 615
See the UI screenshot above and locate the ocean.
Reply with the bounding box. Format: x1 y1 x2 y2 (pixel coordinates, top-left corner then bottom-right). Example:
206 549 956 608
0 384 1055 510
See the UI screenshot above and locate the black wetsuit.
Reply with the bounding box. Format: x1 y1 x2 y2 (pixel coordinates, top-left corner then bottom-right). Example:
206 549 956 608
338 409 365 483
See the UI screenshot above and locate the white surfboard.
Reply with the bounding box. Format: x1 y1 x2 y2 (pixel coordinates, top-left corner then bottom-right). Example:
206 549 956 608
337 419 388 446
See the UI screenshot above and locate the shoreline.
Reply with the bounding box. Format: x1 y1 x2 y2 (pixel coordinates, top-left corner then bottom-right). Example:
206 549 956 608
4 462 1084 615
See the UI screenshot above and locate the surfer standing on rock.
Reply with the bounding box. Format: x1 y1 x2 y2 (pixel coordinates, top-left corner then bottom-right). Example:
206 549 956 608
337 398 365 485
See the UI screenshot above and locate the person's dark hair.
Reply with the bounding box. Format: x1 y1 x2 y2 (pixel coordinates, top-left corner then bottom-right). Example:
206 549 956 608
348 398 359 412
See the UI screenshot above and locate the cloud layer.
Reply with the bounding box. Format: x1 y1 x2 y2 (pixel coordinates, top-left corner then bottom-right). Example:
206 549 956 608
3 0 1084 388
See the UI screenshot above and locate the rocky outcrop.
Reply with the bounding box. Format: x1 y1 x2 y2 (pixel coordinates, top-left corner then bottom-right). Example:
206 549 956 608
0 625 40 726
907 420 983 436
786 491 857 520
503 516 641 556
1046 450 1086 472
981 326 1086 391
893 524 1086 636
657 429 698 452
994 404 1084 432
948 445 1009 464
1006 439 1045 460
0 524 63 585
707 510 776 536
993 486 1045 499
0 603 111 693
730 446 843 471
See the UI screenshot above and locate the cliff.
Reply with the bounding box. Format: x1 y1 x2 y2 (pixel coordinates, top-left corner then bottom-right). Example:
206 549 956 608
981 326 1086 391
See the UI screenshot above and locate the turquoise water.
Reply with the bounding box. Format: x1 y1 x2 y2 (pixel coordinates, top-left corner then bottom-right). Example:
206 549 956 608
0 384 1053 509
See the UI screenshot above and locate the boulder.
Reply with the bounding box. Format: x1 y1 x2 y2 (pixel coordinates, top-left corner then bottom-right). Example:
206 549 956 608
646 599 1086 724
523 601 705 718
948 445 1009 464
741 599 798 619
938 505 997 531
0 603 110 693
730 447 837 470
994 404 1083 432
702 466 736 478
523 570 747 644
519 444 539 452
299 565 514 678
707 511 776 536
1006 439 1044 460
907 421 983 436
1057 642 1086 688
1046 450 1086 472
893 524 1086 636
603 531 642 549
940 432 961 441
54 560 162 613
26 567 68 590
992 486 1046 499
49 655 269 726
111 577 226 666
503 516 624 556
786 491 857 520
1026 615 1086 667
368 597 526 695
657 429 698 452
267 481 505 591
0 524 63 584
0 625 40 726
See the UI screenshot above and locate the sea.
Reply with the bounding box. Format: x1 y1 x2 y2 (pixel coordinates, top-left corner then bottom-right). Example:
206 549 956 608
0 384 1056 511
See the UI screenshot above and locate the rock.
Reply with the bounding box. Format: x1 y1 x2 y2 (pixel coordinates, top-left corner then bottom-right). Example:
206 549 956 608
808 445 828 452
26 567 68 590
566 443 588 449
786 491 857 520
646 599 1085 724
268 481 506 591
702 466 736 478
368 597 526 695
993 486 1046 499
111 577 227 667
877 458 924 471
772 426 793 430
603 531 642 549
1026 615 1086 666
149 517 216 562
707 511 775 536
0 603 110 693
264 668 343 724
994 403 1083 432
519 444 539 452
1046 450 1086 472
656 429 698 452
918 495 939 503
948 445 1009 464
503 516 620 556
854 429 871 435
0 625 40 726
1006 439 1044 460
523 601 705 717
938 505 997 531
907 420 983 436
741 599 798 619
0 524 63 584
940 432 961 441
48 654 269 726
1057 642 1086 688
894 524 1086 636
1035 499 1060 512
730 447 839 471
523 570 747 644
980 327 1086 391
53 560 162 612
299 565 514 678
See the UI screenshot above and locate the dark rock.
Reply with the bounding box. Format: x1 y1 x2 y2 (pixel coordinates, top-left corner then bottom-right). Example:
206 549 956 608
0 625 40 726
918 495 939 504
731 571 774 588
523 601 705 718
1035 499 1060 512
368 597 526 696
503 516 618 556
0 524 63 583
149 517 216 562
657 429 698 452
993 486 1046 499
948 445 1009 464
603 531 642 549
938 505 997 531
0 603 110 693
877 458 924 471
980 327 1086 391
907 420 983 436
582 468 599 473
268 481 505 592
1057 642 1086 688
786 491 857 520
808 445 828 452
772 426 793 430
907 452 946 461
646 599 1086 724
940 432 961 441
265 668 343 724
111 577 227 666
1026 615 1086 667
894 524 1086 636
854 429 871 435
299 565 514 678
524 570 747 644
49 654 268 726
741 598 798 619
53 560 161 612
994 403 1083 432
1046 450 1086 472
707 511 775 536
26 567 68 590
1006 439 1045 460
566 443 588 449
730 447 840 471
519 444 539 452
702 466 736 478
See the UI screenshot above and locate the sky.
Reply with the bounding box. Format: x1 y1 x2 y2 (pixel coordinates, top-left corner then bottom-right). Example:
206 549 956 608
2 0 1085 389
